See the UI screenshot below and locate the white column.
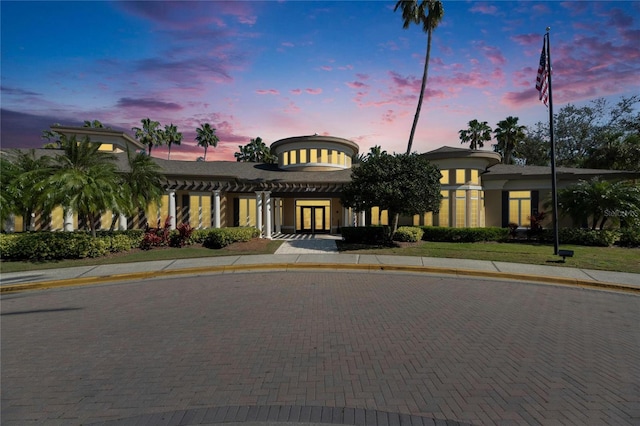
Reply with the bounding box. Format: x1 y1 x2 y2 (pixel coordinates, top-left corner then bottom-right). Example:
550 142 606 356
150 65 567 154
358 211 366 227
64 208 74 232
343 207 350 230
274 198 282 233
118 213 128 230
198 196 203 229
213 190 221 228
169 191 177 230
264 191 272 239
255 191 263 237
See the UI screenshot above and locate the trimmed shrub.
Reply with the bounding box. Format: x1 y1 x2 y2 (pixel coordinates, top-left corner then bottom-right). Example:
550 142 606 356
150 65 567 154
421 226 509 242
203 227 260 249
341 226 391 244
0 232 108 260
619 226 640 247
541 228 619 247
0 234 20 259
393 226 424 242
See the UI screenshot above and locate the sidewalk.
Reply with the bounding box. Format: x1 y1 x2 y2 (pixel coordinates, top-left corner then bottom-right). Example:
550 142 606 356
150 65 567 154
2 237 639 293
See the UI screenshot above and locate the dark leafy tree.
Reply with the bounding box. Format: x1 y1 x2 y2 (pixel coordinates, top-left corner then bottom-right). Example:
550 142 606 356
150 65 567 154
341 152 441 234
394 0 445 154
353 145 387 164
83 120 106 128
234 137 276 163
516 122 550 166
459 119 492 150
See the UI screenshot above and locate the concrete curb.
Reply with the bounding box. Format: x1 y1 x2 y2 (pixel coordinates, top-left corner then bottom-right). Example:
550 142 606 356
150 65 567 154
2 263 638 295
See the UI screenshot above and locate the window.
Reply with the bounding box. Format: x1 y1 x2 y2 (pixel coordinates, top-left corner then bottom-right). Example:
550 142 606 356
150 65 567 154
471 170 479 184
370 207 388 225
469 190 479 227
289 150 297 164
321 149 329 163
509 191 531 226
310 149 318 163
238 197 257 227
339 151 345 166
439 190 449 226
331 150 338 164
282 151 289 166
299 149 307 163
455 190 466 227
456 169 466 185
440 170 449 184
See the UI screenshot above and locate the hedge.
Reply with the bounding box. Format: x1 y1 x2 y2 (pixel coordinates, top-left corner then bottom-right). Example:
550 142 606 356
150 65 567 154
202 227 260 249
341 226 391 244
0 230 143 261
619 226 640 247
420 226 509 242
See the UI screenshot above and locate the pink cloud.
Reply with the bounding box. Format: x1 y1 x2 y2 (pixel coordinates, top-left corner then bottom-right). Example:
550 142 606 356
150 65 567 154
290 89 302 95
256 89 280 95
305 88 322 95
321 66 332 71
469 3 500 16
356 73 369 80
345 81 368 89
512 33 540 46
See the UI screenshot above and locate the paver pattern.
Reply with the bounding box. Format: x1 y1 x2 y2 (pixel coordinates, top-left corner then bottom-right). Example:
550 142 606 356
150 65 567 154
1 271 639 425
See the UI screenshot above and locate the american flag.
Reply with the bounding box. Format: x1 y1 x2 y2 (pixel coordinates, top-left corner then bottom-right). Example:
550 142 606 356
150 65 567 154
536 37 549 106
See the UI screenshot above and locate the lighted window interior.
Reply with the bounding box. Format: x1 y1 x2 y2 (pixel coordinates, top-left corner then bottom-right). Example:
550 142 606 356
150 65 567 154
471 170 479 184
439 190 449 226
470 190 479 227
456 169 466 184
238 198 257 227
189 196 200 228
440 170 449 184
455 190 466 228
346 156 352 167
310 149 318 163
423 212 433 226
508 191 531 226
370 207 388 226
282 152 289 166
331 150 338 164
339 152 345 165
98 143 113 151
321 149 328 163
299 149 307 163
201 196 211 228
289 150 297 164
51 206 64 229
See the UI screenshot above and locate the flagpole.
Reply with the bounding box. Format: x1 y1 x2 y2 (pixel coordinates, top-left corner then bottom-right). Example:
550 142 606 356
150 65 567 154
546 27 559 255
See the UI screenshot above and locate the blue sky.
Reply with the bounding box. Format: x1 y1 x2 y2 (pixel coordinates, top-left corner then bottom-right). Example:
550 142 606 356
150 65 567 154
2 1 639 161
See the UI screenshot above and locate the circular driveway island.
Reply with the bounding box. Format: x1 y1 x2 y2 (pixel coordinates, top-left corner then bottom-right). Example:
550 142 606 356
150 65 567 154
2 271 638 425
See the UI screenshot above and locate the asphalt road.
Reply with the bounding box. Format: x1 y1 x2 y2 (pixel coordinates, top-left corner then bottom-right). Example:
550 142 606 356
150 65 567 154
1 271 639 425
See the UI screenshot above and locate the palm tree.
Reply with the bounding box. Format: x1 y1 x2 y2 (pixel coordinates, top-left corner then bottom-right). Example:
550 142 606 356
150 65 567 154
132 118 162 156
459 119 492 150
493 116 526 164
395 0 445 155
119 147 165 229
163 123 183 160
2 150 54 230
40 136 122 237
557 178 640 230
195 123 219 161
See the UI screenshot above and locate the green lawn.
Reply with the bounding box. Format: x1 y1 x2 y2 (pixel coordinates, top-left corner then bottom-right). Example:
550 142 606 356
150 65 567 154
1 239 638 275
337 241 640 274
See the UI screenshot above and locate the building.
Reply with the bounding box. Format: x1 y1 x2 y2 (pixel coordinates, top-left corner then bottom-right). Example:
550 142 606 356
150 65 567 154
2 127 638 234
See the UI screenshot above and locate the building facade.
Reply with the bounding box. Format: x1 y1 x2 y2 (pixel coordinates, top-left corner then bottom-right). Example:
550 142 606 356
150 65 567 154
2 127 638 234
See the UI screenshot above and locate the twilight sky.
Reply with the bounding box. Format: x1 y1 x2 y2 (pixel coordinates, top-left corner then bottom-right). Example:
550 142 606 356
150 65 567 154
2 1 639 161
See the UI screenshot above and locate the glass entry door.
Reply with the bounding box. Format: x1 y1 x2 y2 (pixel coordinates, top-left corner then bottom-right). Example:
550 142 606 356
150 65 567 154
296 200 331 234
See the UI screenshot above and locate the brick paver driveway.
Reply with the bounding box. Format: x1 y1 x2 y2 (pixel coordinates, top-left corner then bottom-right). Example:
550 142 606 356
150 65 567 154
2 271 639 425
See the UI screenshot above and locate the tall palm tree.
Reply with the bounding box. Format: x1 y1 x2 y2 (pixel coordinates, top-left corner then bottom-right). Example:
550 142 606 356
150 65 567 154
493 116 526 164
164 123 183 160
395 0 445 155
195 123 219 161
459 119 492 150
132 118 162 156
119 147 165 229
40 136 122 237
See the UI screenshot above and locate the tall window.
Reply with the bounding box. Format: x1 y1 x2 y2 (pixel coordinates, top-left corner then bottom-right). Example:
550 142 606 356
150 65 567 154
469 190 479 227
370 207 388 225
509 191 531 226
299 149 307 163
439 190 449 226
455 190 466 227
455 169 466 184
